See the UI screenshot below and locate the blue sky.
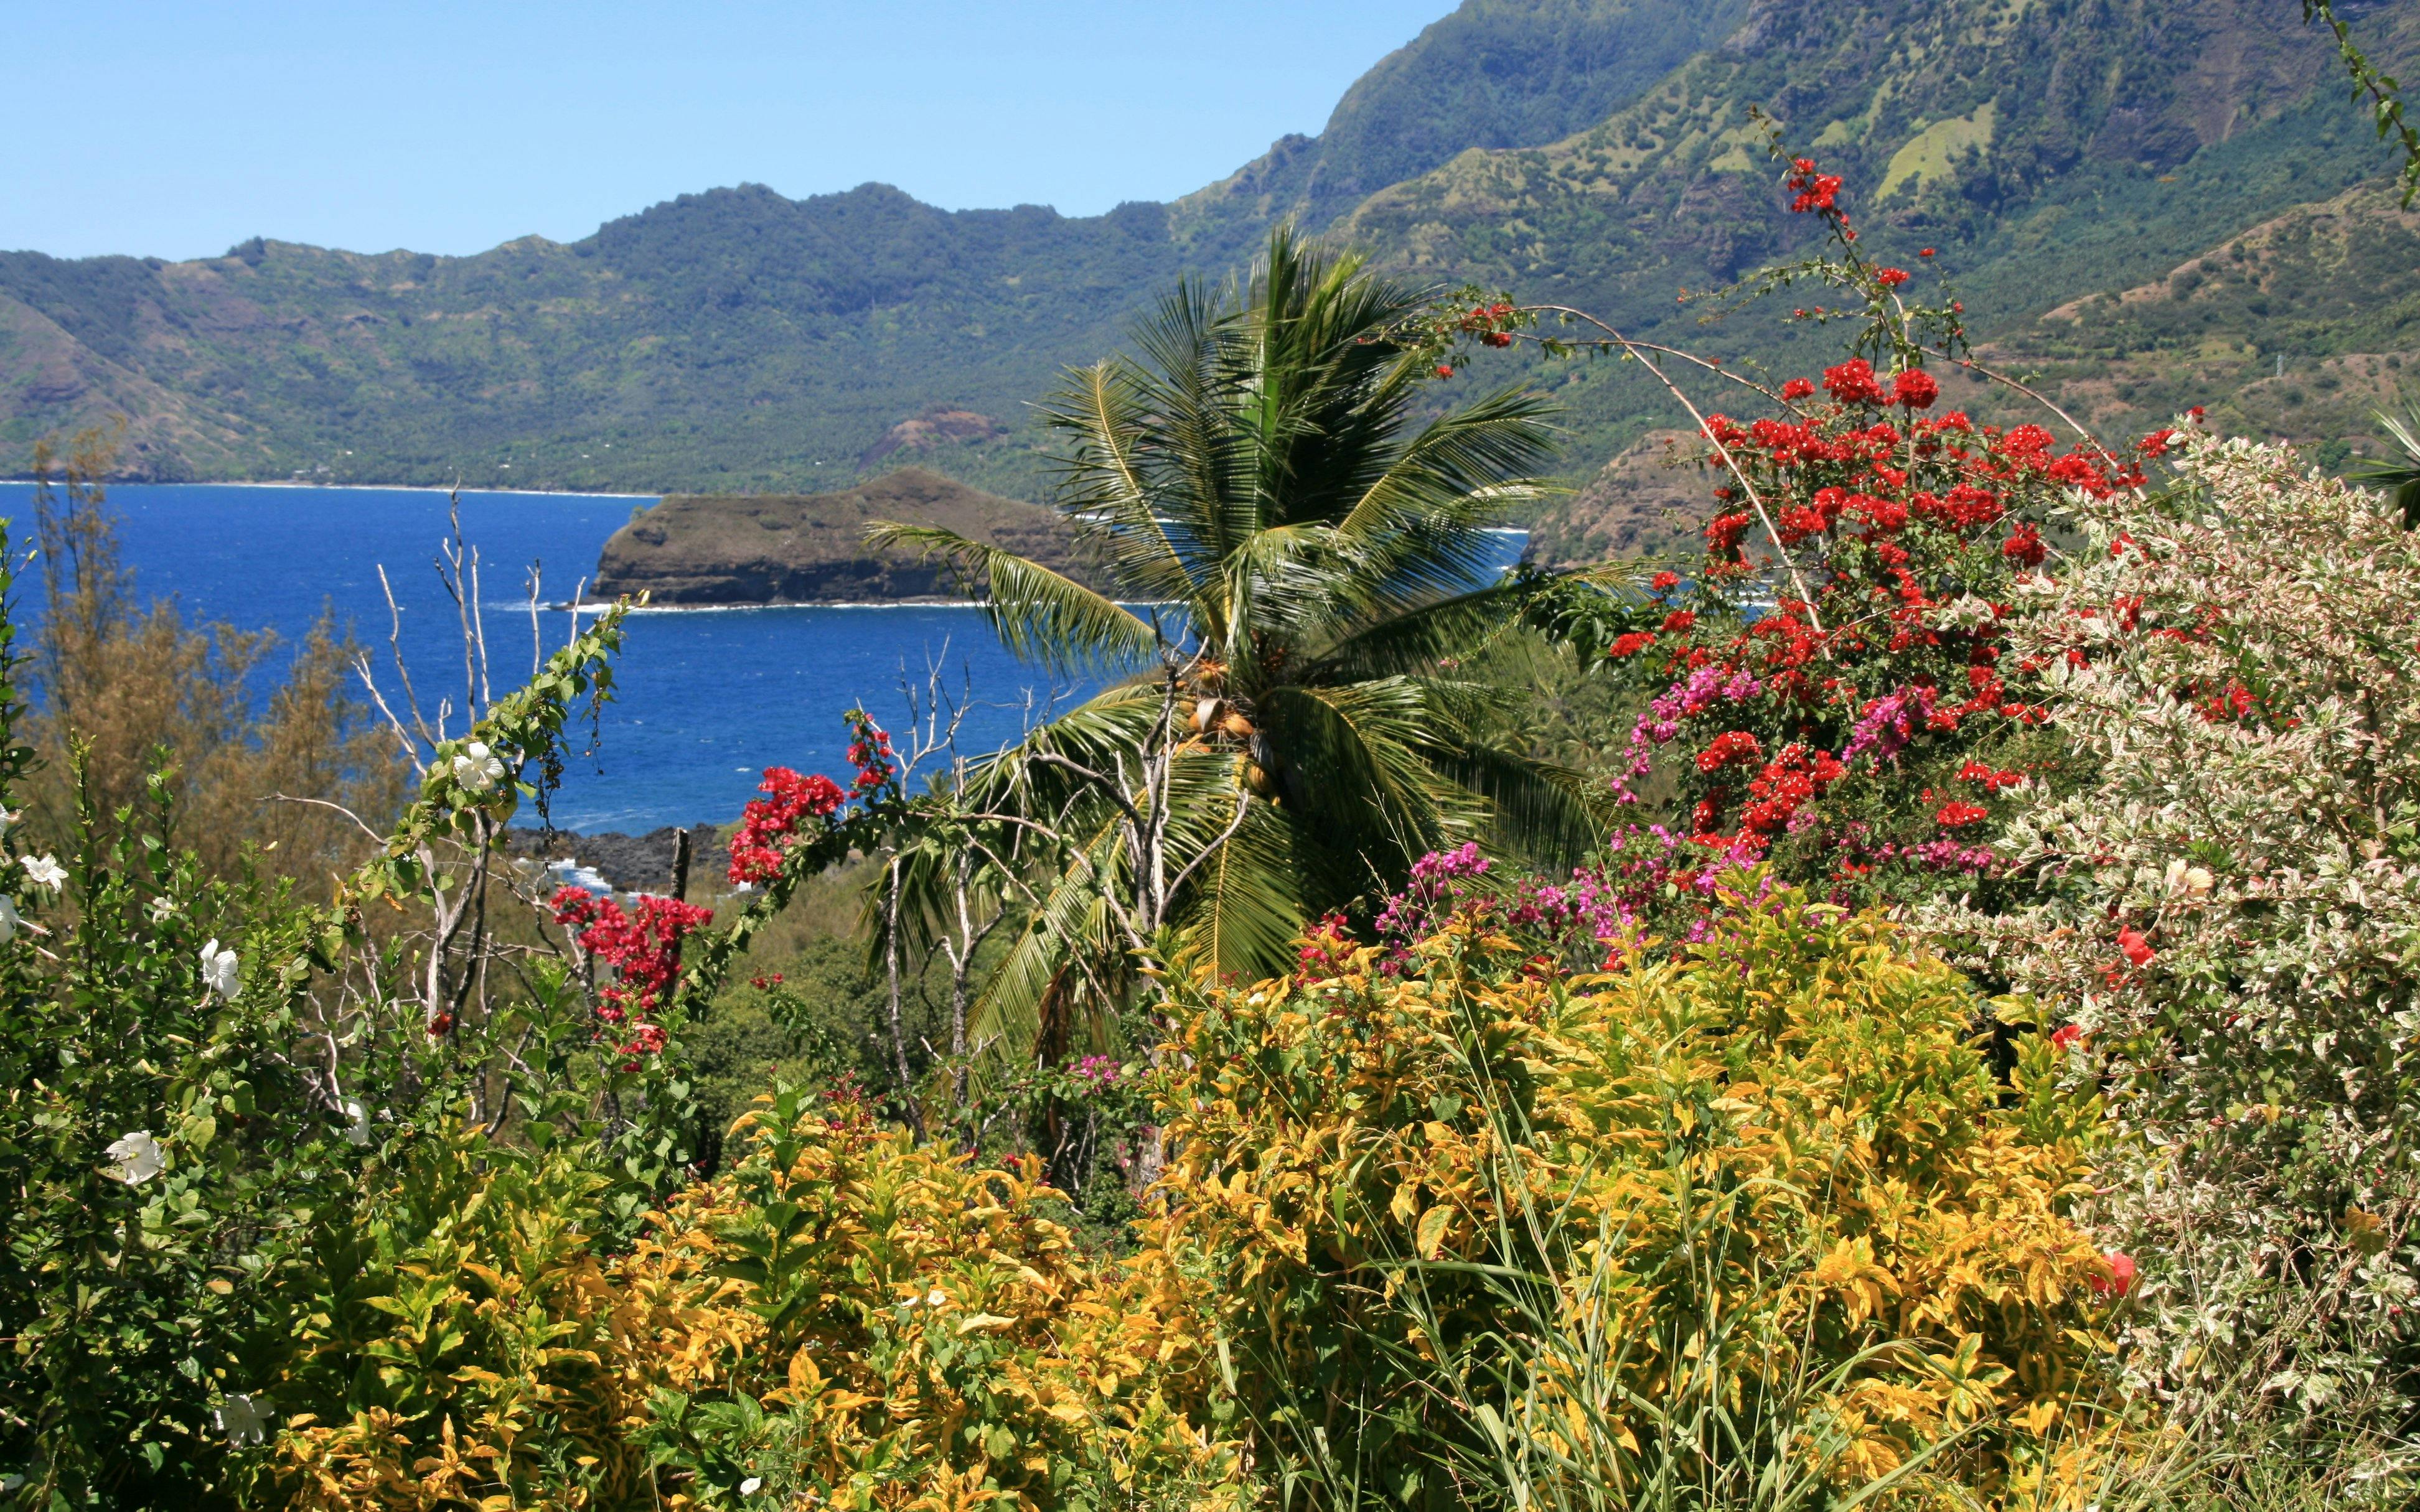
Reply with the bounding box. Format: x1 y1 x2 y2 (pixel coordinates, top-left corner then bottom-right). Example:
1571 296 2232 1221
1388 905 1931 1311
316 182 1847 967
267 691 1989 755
5 1 1452 262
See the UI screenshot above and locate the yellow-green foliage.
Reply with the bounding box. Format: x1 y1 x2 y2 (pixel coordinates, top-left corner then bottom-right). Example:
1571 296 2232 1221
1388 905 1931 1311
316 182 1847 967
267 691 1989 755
251 891 2127 1510
264 1126 649 1510
609 1087 1237 1510
261 1093 1238 1511
1144 886 2123 1505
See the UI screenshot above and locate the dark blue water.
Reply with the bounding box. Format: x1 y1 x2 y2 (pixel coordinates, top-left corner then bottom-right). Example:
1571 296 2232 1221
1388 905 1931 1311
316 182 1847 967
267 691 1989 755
0 482 1524 832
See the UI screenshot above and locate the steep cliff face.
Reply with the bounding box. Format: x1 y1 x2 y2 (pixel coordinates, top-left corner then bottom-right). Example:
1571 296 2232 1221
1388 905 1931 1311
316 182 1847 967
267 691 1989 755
591 467 1100 605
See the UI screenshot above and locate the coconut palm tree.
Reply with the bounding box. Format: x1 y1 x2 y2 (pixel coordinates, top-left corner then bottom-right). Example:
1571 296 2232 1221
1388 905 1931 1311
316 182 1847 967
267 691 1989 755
871 226 1606 1066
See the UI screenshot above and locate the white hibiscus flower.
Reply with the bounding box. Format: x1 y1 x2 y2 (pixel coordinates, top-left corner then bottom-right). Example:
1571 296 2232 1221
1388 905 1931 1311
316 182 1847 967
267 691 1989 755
105 1131 165 1184
20 854 65 892
451 740 507 794
0 894 19 944
213 1393 270 1445
200 940 240 1000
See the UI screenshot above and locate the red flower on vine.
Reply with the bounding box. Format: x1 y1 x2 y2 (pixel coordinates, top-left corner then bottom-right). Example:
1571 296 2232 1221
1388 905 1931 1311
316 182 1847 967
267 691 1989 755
728 767 846 884
1696 730 1763 772
1822 359 1886 406
2118 927 2156 968
1891 369 1939 409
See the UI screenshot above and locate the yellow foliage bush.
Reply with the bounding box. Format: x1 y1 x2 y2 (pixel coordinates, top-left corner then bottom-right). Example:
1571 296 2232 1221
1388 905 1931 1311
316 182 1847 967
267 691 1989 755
263 1096 1240 1511
265 1126 650 1511
256 887 2132 1510
1141 882 2127 1507
609 1086 1240 1510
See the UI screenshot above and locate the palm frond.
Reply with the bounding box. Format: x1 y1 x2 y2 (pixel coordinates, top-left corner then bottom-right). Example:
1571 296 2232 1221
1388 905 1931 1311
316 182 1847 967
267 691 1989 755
1425 739 1608 867
1174 779 1306 982
863 522 1160 676
2356 406 2420 529
1039 360 1208 606
964 812 1131 1072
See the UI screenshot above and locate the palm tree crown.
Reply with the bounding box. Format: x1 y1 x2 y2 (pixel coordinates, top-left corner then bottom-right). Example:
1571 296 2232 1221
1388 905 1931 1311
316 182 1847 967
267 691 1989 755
874 226 1599 1063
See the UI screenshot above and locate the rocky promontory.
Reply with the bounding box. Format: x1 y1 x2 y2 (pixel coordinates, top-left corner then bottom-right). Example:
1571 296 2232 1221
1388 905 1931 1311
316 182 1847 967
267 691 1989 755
591 467 1102 605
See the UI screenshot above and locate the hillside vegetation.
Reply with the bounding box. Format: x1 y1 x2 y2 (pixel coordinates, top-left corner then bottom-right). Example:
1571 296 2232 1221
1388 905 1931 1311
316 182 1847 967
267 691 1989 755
2 0 2415 498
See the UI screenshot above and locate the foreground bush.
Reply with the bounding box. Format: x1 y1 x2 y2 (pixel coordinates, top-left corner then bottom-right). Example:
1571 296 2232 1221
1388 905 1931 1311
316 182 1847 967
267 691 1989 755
1940 426 2420 1440
1149 887 2124 1508
260 1082 1237 1510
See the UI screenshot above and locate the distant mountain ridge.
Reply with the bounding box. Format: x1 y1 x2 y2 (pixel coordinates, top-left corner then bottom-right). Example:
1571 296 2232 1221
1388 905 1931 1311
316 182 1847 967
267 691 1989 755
1 0 2413 499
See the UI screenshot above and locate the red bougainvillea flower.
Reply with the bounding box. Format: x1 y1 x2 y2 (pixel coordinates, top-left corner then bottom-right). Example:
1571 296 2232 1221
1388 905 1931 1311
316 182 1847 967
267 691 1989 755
1696 730 1763 772
1875 266 1910 288
1935 800 1990 829
551 887 715 1025
2001 521 2047 567
1822 358 1886 406
2091 1251 2138 1299
1609 631 1658 658
2050 1024 2084 1052
1919 247 1936 258
1785 159 1844 215
2118 926 2156 967
1651 570 1681 592
1435 364 1454 378
1891 369 1940 409
846 717 898 796
1661 610 1697 633
1779 376 1816 401
728 766 847 884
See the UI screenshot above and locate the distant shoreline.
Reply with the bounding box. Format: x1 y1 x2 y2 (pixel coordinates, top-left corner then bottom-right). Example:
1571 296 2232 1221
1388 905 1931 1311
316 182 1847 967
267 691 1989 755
0 478 659 502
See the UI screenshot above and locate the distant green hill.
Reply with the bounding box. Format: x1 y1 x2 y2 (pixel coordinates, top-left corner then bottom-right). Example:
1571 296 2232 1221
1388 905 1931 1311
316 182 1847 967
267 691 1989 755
1 0 2413 497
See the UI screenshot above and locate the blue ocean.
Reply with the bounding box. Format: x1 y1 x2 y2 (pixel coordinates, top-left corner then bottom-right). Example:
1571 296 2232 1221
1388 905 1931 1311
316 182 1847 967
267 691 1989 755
0 482 1525 833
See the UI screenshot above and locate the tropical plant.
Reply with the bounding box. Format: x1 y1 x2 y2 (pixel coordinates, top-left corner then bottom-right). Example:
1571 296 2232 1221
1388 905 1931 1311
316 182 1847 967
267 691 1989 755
1143 879 2127 1509
2355 403 2420 527
1931 424 2420 1463
872 226 1606 1071
1405 143 2164 934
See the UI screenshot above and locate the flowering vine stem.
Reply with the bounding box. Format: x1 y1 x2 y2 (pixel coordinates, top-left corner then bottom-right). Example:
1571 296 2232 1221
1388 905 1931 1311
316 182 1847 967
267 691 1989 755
1504 302 1824 627
1925 348 2112 459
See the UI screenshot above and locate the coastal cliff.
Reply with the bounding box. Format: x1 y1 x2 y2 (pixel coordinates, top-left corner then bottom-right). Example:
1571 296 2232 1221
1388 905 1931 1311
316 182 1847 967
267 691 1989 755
590 467 1099 604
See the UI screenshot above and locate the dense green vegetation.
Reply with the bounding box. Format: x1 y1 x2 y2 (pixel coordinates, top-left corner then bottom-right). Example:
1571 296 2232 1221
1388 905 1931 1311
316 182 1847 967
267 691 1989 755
2 0 2414 502
9 6 2420 1509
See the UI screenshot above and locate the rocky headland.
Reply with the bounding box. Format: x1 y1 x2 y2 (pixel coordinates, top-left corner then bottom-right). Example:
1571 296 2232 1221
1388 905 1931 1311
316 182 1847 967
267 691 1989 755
589 466 1102 605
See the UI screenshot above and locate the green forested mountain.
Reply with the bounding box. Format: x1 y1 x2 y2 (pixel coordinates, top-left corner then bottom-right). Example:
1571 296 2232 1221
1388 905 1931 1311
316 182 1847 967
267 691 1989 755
1 0 2413 496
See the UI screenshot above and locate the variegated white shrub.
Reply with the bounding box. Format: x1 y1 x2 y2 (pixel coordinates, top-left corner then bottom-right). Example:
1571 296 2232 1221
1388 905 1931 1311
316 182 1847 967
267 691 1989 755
1932 426 2420 1432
